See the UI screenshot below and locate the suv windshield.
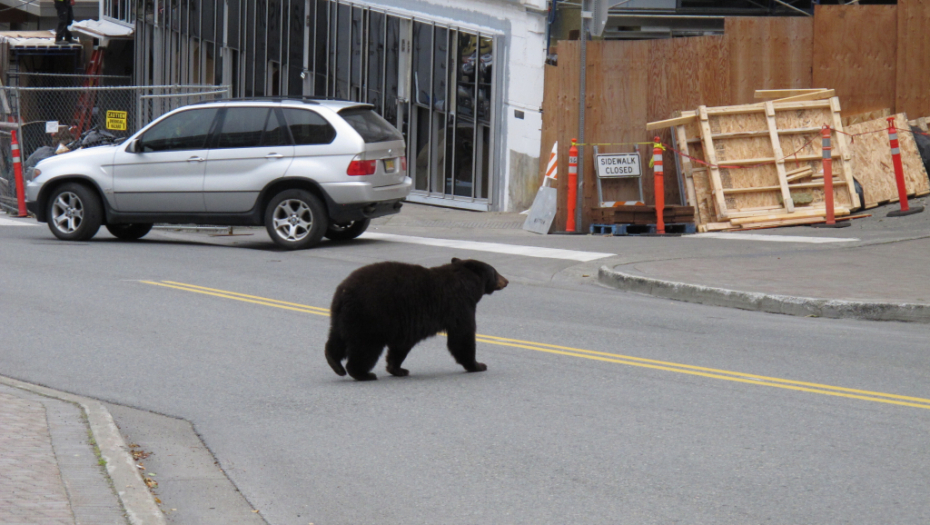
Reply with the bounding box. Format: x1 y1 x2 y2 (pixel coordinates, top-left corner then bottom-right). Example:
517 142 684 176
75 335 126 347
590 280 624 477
338 107 404 143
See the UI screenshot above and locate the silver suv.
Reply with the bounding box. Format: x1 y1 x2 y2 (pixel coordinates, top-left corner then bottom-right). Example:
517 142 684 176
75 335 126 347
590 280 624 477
25 98 411 249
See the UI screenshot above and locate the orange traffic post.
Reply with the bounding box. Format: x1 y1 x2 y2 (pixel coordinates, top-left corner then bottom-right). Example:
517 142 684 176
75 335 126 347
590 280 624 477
11 129 27 217
886 117 924 217
566 138 578 232
812 126 849 228
653 137 665 235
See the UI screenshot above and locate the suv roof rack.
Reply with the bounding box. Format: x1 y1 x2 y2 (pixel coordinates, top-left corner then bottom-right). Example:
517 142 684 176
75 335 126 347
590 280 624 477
189 95 377 106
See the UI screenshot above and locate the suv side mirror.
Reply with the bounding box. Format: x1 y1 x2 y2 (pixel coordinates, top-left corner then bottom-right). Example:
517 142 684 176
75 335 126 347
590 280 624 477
127 139 141 153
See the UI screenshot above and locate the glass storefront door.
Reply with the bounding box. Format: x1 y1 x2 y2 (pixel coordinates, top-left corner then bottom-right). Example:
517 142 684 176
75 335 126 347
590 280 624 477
308 0 496 210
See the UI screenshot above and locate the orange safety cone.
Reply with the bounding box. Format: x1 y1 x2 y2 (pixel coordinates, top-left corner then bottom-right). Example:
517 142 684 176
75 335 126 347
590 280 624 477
566 139 579 232
886 116 924 217
12 129 27 217
653 137 665 235
812 126 850 228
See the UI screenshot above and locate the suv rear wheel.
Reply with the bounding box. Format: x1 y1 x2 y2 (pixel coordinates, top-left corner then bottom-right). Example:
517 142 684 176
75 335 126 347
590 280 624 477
47 182 102 241
325 218 371 241
106 223 153 240
264 189 327 250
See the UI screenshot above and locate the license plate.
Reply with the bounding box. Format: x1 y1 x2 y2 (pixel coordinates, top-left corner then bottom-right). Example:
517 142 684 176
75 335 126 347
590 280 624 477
384 159 395 172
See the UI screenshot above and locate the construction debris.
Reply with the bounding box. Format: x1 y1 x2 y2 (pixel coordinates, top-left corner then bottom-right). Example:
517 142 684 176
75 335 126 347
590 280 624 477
647 89 930 231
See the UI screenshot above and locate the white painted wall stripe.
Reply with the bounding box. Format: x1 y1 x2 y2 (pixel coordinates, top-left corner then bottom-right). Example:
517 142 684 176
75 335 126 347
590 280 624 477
0 217 35 227
687 232 858 244
361 232 614 261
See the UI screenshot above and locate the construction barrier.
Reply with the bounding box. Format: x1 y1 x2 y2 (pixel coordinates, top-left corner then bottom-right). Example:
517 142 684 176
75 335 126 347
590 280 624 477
11 129 26 217
652 137 665 235
0 79 229 215
811 125 850 229
886 116 925 217
566 139 578 232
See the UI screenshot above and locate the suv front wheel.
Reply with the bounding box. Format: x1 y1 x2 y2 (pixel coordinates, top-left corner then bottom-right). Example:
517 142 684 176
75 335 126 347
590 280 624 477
264 189 328 250
47 182 103 241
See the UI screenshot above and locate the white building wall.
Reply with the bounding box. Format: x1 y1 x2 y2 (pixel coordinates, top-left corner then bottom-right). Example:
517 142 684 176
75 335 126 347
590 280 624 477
364 0 549 211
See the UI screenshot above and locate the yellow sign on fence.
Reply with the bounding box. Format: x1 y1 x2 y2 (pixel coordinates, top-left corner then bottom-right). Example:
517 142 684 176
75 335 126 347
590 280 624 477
106 110 127 131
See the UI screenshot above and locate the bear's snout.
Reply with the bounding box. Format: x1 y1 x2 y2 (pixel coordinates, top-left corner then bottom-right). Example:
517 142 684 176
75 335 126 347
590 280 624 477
496 274 509 290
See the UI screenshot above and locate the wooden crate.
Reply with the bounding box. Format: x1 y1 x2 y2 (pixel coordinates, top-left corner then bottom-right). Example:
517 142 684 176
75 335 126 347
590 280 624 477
648 92 859 231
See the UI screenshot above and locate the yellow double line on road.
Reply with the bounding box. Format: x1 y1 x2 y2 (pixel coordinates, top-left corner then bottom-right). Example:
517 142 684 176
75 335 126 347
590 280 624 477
141 280 331 316
142 280 930 411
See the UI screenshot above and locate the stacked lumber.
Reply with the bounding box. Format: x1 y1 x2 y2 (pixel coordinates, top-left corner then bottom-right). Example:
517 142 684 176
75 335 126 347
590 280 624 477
590 205 694 226
648 89 859 231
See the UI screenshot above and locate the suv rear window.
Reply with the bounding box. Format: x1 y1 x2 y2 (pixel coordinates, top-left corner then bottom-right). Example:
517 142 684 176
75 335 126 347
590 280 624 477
338 107 404 143
283 108 336 145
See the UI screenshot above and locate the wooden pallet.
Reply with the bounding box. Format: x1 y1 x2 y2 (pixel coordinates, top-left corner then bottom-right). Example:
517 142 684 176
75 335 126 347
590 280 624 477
648 90 860 231
588 205 694 226
590 223 696 236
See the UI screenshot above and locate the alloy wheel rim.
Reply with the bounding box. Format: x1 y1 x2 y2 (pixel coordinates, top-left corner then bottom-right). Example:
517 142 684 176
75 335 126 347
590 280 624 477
272 199 312 242
51 192 84 233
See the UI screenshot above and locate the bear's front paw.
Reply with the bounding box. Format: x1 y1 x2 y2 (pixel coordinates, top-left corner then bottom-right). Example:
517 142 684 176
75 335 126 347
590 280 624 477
466 362 487 373
386 365 409 377
350 372 378 381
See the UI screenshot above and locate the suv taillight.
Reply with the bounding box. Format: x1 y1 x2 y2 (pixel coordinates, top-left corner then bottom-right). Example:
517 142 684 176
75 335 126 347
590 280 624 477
400 156 407 172
347 157 377 176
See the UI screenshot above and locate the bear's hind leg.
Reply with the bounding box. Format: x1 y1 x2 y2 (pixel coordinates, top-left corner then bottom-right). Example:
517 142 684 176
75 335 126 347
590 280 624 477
325 330 348 376
386 344 414 377
344 343 384 381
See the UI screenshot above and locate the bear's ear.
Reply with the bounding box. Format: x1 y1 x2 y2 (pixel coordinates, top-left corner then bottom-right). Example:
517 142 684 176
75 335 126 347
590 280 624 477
452 257 462 264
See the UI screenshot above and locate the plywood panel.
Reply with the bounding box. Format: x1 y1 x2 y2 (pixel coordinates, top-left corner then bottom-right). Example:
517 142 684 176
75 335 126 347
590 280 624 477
538 63 560 187
846 113 930 207
813 5 897 117
726 17 813 105
541 41 581 232
897 0 930 119
645 35 729 206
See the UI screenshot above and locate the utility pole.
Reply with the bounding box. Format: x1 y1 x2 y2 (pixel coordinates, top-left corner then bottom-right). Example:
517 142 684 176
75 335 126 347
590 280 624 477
576 0 592 232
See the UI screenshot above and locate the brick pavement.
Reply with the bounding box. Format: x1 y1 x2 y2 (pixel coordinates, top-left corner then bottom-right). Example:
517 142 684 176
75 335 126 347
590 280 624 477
0 390 75 525
0 385 128 525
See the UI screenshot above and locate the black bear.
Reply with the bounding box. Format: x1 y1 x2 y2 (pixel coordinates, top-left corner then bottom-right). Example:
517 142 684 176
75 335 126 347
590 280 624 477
325 258 509 381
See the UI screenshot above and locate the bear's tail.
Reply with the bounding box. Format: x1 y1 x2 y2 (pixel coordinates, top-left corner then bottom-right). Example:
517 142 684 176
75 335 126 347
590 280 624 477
325 330 348 376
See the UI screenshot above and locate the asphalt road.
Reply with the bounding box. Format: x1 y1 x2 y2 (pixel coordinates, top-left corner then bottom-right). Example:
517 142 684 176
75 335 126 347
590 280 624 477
2 219 930 524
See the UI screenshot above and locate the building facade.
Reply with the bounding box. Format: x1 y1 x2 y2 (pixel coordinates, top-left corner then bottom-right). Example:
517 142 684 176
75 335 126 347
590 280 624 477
105 0 549 212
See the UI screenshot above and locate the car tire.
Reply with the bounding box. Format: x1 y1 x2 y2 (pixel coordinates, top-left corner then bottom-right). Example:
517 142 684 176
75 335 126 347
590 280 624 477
264 189 328 250
106 223 153 240
46 182 103 241
324 218 371 241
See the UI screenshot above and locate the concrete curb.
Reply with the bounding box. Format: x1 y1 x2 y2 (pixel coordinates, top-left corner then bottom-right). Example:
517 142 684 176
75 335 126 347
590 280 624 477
598 266 930 323
0 376 167 525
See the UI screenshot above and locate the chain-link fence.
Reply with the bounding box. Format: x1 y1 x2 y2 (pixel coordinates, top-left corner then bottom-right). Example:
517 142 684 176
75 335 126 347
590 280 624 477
0 80 229 214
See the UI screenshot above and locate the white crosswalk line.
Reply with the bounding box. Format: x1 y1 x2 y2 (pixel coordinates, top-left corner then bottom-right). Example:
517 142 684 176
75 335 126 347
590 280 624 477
687 232 858 244
360 232 614 261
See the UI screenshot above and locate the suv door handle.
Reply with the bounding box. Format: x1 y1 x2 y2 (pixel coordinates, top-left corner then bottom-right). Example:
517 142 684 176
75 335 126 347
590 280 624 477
265 153 284 159
187 156 205 162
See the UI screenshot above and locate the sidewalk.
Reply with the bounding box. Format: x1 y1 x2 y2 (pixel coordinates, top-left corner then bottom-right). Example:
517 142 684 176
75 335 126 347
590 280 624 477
0 377 165 525
374 198 930 323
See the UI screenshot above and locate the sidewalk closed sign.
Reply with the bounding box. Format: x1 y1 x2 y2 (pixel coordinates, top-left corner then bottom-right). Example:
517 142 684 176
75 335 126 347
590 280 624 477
106 110 127 131
595 152 641 178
